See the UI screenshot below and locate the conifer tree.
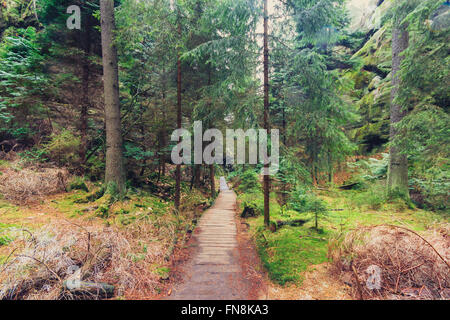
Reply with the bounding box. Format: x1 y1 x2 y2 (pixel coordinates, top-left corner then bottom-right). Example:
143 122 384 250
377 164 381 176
100 0 125 193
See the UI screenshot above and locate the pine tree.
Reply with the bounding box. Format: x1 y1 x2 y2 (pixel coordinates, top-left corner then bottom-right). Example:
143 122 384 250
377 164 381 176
174 5 182 211
386 0 424 200
276 0 356 184
100 0 125 193
387 22 409 200
263 0 270 227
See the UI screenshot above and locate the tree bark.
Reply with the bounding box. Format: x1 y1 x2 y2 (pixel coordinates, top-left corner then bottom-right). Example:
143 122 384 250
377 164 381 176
175 16 182 211
195 164 201 186
210 164 216 198
282 104 286 146
79 14 92 174
100 0 125 193
263 0 270 227
328 150 333 183
387 25 409 199
161 70 167 177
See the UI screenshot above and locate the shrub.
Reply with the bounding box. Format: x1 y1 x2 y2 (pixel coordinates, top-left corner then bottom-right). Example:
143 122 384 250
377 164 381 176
359 153 389 181
19 148 48 163
288 187 328 230
343 154 389 190
239 192 264 216
0 167 69 202
288 187 320 212
0 235 12 246
85 156 105 182
8 127 32 140
69 177 89 192
42 130 81 168
410 166 449 211
95 204 109 218
236 170 260 193
351 182 388 210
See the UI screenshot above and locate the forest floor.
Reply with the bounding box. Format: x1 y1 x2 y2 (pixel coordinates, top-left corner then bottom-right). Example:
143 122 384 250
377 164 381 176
0 161 448 300
238 186 449 300
0 161 211 299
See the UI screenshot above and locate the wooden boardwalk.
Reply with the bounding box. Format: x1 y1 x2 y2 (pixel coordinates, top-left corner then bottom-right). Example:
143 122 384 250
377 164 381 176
168 177 248 300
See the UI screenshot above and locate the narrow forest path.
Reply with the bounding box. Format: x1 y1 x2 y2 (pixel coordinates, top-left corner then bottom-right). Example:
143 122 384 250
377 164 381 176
167 177 253 300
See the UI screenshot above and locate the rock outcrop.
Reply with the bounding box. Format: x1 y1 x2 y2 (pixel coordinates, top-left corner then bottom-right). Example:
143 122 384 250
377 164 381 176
344 0 395 153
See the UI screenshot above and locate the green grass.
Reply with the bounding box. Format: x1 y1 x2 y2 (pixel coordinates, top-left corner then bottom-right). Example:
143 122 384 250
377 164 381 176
240 187 448 286
0 200 24 223
0 159 9 168
50 187 175 223
0 235 13 246
321 189 446 232
239 191 281 216
239 191 329 285
0 222 20 249
255 223 329 285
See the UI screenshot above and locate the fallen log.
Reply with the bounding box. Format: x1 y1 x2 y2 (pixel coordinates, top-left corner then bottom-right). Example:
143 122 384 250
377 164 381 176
63 280 115 299
339 182 360 190
276 219 309 228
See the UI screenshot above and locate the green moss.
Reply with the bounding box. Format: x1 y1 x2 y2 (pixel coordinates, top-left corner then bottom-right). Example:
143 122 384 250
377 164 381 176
354 26 392 70
353 71 374 90
0 160 10 168
95 204 110 218
245 183 446 287
238 191 281 217
353 120 390 153
118 214 135 225
155 266 170 279
42 130 81 167
0 201 25 223
253 217 329 285
0 222 19 246
50 191 92 217
69 177 89 192
0 235 13 246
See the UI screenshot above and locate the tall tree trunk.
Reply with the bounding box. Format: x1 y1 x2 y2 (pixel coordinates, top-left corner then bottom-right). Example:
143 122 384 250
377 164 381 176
282 104 286 146
161 81 167 177
140 124 146 177
174 17 182 211
263 0 270 227
161 68 168 177
100 0 125 193
79 14 92 174
206 66 216 199
210 164 216 198
158 128 164 180
195 164 201 187
189 164 195 191
327 150 333 183
387 25 409 199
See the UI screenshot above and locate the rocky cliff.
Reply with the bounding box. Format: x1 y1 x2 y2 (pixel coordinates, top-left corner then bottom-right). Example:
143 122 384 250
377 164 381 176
343 0 395 154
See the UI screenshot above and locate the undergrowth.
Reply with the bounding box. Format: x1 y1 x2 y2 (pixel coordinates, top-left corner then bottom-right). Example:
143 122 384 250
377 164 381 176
235 174 447 287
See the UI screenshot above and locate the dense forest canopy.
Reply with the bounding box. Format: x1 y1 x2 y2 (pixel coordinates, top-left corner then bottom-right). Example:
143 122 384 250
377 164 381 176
0 0 448 207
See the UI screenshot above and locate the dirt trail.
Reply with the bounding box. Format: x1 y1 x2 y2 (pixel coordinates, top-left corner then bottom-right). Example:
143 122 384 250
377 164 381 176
167 177 252 300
